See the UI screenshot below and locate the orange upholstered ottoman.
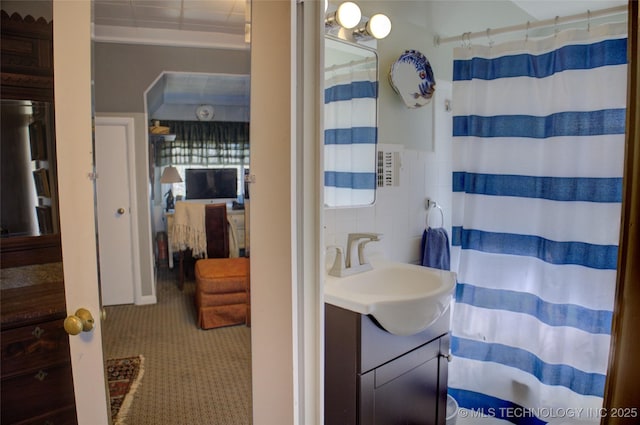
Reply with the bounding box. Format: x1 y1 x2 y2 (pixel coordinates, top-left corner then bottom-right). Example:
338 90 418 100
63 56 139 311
195 257 249 329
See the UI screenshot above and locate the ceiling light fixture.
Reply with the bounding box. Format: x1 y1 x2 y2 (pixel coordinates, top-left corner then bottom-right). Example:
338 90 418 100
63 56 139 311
326 1 362 30
195 104 215 121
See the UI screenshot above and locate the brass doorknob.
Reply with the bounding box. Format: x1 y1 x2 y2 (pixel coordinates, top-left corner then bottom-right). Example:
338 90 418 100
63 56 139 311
117 208 125 215
64 308 95 335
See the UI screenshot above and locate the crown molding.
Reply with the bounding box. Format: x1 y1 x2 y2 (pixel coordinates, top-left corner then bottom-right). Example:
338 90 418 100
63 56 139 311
92 24 249 50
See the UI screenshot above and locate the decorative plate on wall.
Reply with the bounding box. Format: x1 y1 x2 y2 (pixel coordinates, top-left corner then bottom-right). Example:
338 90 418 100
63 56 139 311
389 50 436 108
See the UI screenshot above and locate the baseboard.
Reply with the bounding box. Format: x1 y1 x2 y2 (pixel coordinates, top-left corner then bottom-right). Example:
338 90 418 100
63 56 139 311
136 294 157 305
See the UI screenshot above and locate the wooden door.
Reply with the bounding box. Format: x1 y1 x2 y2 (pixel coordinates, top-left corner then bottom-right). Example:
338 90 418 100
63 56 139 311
95 118 136 306
53 2 110 424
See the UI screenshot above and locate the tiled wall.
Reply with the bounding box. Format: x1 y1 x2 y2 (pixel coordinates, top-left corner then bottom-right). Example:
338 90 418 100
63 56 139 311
324 80 453 270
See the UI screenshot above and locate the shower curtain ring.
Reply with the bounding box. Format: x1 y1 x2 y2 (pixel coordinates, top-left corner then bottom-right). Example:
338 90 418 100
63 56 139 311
554 16 560 36
486 28 494 47
587 10 591 32
464 32 472 49
525 21 530 43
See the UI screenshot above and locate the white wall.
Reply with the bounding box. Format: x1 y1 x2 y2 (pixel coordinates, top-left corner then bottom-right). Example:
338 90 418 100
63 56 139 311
376 5 435 152
324 80 452 269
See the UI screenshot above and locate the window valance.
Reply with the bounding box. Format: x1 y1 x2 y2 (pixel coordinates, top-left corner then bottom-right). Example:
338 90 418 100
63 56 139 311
155 121 249 166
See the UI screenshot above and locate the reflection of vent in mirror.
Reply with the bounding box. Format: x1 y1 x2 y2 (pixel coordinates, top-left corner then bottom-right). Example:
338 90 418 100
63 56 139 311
377 151 399 187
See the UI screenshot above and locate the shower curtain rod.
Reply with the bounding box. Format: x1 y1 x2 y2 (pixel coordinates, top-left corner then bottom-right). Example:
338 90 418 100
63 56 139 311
434 4 627 46
325 56 376 72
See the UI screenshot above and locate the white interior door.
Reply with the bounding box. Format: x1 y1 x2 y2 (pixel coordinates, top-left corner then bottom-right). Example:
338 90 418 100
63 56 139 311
54 2 110 424
95 119 136 306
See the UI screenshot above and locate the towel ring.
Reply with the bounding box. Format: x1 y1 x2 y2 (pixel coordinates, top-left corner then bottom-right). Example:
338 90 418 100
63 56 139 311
426 203 444 228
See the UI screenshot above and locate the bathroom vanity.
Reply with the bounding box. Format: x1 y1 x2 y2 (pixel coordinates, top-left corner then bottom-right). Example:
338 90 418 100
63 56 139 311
325 304 450 425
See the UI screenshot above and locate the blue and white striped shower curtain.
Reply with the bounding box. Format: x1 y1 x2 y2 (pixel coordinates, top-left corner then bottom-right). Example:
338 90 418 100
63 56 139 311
449 22 627 423
324 65 377 206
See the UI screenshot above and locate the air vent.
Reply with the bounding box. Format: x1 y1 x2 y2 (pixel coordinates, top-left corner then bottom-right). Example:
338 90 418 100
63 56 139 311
377 150 400 187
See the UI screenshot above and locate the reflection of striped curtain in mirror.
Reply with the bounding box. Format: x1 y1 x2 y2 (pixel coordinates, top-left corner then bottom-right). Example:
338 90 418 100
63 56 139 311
324 65 378 207
449 22 627 421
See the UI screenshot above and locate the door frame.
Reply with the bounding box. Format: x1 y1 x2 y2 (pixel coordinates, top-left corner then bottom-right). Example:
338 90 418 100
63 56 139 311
55 0 323 423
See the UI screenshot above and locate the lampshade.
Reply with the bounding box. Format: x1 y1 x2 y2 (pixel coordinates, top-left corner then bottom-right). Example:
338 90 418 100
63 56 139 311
160 166 183 184
366 14 391 39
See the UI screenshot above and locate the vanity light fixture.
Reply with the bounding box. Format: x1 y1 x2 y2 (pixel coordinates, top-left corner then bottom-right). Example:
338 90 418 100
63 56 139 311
326 1 362 30
325 2 392 42
354 13 392 40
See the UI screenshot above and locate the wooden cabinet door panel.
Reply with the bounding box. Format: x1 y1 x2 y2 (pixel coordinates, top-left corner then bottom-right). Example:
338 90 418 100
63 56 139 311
1 319 71 380
1 364 76 424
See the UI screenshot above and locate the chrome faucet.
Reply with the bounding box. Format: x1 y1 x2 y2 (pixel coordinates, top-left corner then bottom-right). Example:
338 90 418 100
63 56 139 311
329 233 382 277
346 233 382 268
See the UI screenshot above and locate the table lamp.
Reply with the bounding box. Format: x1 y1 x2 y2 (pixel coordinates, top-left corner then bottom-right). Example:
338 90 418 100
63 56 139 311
160 165 182 211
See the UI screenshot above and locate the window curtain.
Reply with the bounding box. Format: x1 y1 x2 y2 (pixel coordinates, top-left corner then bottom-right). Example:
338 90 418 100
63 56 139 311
450 22 627 423
324 64 377 207
155 121 249 167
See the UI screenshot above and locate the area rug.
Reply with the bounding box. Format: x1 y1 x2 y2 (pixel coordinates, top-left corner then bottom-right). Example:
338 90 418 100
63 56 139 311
106 355 145 425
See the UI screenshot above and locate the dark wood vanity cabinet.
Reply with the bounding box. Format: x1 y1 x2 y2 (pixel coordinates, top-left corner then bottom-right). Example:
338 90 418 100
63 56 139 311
325 304 450 425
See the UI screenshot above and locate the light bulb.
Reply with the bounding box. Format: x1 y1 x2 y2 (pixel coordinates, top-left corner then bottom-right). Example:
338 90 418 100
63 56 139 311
335 2 361 29
367 13 391 39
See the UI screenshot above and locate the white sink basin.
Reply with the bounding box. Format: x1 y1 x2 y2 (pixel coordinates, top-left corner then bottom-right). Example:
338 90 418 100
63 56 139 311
325 261 456 336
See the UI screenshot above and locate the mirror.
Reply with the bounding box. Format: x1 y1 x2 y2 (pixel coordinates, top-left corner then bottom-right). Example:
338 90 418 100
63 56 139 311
324 36 378 208
1 100 59 238
0 8 62 268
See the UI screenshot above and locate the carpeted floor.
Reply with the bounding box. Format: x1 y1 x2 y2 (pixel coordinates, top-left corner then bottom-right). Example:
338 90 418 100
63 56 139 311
102 267 252 425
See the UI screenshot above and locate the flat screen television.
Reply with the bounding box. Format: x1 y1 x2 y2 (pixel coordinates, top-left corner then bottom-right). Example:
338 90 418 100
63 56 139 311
185 168 238 200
